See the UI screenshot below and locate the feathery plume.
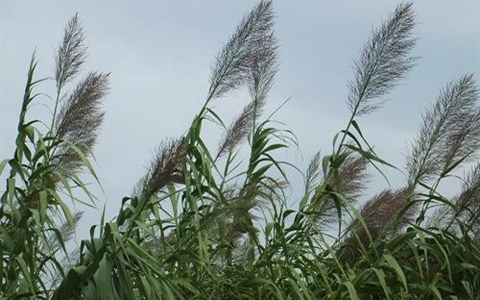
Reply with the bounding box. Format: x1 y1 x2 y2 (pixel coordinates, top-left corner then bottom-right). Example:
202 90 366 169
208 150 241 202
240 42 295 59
341 188 416 262
356 188 414 239
315 155 368 226
431 163 480 231
247 30 278 105
216 16 278 158
407 74 479 183
141 138 187 198
333 155 369 201
442 113 480 174
53 72 109 175
217 99 264 158
55 14 87 90
456 164 480 223
57 211 84 244
304 151 322 194
207 0 274 101
347 2 416 116
228 179 287 244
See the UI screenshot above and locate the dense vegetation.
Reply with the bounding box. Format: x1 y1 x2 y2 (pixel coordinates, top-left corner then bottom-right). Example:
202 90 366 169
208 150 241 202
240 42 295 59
1 1 479 299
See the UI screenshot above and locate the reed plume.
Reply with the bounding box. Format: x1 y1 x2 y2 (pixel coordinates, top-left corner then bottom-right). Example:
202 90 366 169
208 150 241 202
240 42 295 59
456 164 480 225
53 72 109 175
341 188 415 262
217 2 278 158
139 138 187 198
247 28 278 125
315 154 368 226
55 211 84 245
304 151 322 194
407 74 480 183
55 14 87 91
347 2 416 116
357 188 413 239
332 155 369 201
431 163 480 231
217 101 261 158
207 0 274 101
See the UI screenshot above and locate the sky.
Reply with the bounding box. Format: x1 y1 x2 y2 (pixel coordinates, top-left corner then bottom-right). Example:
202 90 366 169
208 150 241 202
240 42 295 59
1 0 479 242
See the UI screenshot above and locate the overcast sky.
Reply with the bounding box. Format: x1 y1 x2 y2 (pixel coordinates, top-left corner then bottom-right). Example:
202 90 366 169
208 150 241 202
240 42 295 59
1 0 479 241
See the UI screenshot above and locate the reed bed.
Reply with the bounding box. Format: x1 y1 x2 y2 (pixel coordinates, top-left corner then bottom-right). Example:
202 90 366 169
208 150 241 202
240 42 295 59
1 2 479 299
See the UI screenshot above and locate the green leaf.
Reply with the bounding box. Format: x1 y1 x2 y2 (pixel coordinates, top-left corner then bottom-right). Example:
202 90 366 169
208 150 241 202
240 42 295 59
344 282 359 300
383 254 408 292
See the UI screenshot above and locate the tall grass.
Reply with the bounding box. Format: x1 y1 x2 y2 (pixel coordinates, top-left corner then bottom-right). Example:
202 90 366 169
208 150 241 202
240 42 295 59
1 1 479 299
